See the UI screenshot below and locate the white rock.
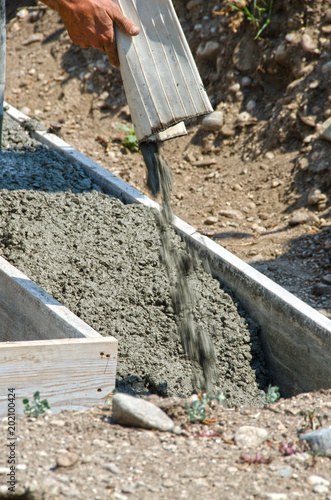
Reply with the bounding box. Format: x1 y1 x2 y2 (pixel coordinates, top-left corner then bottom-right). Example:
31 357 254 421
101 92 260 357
112 393 175 432
20 106 31 117
234 425 268 448
202 111 224 131
275 43 287 63
285 33 296 43
313 484 329 494
307 475 330 487
17 8 29 19
103 462 121 474
16 464 27 471
229 83 240 93
0 467 10 475
263 493 288 500
301 33 318 53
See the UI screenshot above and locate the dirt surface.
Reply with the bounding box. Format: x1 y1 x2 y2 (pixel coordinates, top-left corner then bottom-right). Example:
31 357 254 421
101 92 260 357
1 1 331 498
0 391 331 499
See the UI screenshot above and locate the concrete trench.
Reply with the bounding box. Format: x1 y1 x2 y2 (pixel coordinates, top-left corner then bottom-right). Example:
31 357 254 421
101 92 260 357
0 106 330 412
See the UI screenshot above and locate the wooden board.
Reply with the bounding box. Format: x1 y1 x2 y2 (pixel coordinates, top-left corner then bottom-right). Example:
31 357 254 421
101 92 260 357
0 337 117 416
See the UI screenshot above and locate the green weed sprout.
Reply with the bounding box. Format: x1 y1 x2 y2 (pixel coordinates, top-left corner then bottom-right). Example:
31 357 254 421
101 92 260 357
225 0 274 38
261 385 281 405
116 125 139 152
22 392 50 417
185 391 225 423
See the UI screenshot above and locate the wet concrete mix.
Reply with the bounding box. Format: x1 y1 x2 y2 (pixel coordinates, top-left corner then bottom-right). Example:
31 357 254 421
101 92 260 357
0 113 271 406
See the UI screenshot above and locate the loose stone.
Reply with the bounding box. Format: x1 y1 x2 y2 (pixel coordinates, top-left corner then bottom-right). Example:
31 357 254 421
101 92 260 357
263 493 288 500
313 484 329 494
301 33 318 52
219 209 244 220
196 41 219 61
205 216 218 225
103 463 121 474
237 111 257 127
202 111 224 131
246 100 256 112
300 428 331 457
289 209 319 226
307 475 330 487
22 33 44 45
56 452 80 468
112 393 175 432
234 426 268 448
221 124 235 137
307 188 327 206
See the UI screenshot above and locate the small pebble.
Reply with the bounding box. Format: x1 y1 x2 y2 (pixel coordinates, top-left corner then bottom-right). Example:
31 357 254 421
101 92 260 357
312 484 329 494
301 33 318 52
196 41 219 61
235 426 268 448
205 216 218 225
307 475 330 487
56 452 80 468
202 111 224 131
103 462 121 474
246 100 256 112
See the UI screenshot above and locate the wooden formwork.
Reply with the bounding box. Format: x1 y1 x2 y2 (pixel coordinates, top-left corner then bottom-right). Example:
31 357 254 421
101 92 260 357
0 256 117 417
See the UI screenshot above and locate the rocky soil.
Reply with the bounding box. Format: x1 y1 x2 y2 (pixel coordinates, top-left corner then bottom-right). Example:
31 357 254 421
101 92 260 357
0 391 331 499
1 1 331 498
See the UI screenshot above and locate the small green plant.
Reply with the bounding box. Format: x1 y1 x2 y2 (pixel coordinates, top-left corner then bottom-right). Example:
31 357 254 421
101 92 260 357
299 409 322 432
185 391 225 423
115 125 139 152
22 392 50 417
261 385 281 405
225 0 273 38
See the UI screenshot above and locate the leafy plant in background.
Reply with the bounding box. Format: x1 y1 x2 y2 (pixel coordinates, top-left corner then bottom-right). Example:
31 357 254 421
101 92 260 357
185 391 225 423
115 125 139 152
223 0 274 38
22 392 50 417
261 384 281 405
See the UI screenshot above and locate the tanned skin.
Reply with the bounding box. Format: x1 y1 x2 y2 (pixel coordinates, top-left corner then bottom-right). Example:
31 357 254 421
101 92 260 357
40 0 140 67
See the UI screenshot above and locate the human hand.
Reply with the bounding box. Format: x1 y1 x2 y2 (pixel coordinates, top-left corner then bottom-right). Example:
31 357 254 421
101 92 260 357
41 0 140 67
